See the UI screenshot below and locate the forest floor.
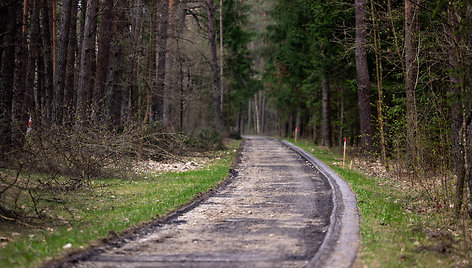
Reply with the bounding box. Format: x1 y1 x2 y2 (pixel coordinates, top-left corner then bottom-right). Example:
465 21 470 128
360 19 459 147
290 139 472 267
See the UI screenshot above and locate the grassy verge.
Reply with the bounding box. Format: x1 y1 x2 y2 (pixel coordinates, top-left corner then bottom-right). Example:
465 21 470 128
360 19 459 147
287 139 468 267
0 140 240 268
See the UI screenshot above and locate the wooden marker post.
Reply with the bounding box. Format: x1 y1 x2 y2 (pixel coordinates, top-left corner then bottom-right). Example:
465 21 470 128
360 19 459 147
295 126 299 142
343 137 347 169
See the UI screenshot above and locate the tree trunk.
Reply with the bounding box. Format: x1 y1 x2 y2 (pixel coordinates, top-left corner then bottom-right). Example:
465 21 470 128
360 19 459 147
254 93 260 134
247 98 251 134
152 0 170 124
295 108 301 140
321 75 331 147
312 111 317 143
40 0 54 122
448 6 467 217
64 0 78 121
261 90 266 134
52 0 73 125
26 0 40 117
76 0 98 125
219 0 224 116
405 0 419 165
52 0 57 80
370 0 387 167
106 0 127 128
0 0 18 159
125 0 143 122
207 0 225 133
355 0 373 151
339 95 344 147
11 1 28 146
93 0 114 119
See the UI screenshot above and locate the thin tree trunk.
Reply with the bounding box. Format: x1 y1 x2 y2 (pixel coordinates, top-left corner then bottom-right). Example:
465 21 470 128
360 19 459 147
247 99 251 134
76 0 98 125
295 108 301 140
163 0 175 127
52 0 73 125
126 0 143 122
371 0 387 167
106 0 127 128
355 0 373 151
94 0 114 119
26 0 40 117
254 93 260 134
139 0 154 161
207 0 225 133
448 6 466 217
52 0 57 80
339 95 344 147
64 0 78 121
321 75 331 147
41 0 54 122
312 111 317 143
0 0 18 159
405 0 419 165
219 0 224 116
12 1 28 146
261 91 266 134
153 0 170 123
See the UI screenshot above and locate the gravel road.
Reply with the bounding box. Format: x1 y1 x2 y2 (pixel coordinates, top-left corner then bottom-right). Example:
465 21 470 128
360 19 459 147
70 136 354 268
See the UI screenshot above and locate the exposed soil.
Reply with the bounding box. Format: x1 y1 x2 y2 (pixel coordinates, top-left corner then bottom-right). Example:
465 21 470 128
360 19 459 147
65 136 334 267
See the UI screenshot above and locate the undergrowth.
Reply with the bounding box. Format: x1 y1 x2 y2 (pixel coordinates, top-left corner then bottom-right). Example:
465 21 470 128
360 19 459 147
0 140 239 268
288 138 471 267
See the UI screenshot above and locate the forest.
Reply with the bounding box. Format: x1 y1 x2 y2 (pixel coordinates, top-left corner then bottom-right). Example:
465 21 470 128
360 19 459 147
260 0 472 220
0 0 471 264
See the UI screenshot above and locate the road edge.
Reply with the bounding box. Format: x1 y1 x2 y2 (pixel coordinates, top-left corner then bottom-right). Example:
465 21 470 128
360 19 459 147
42 139 246 268
281 140 359 268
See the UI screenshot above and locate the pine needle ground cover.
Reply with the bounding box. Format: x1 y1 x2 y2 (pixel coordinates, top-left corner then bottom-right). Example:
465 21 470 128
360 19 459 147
0 140 240 268
289 139 471 267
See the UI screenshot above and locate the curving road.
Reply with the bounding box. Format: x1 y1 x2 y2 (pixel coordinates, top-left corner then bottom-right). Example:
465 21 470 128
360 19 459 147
69 136 358 268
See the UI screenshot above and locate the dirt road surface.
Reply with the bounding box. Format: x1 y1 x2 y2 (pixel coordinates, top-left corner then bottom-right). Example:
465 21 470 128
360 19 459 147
68 136 357 268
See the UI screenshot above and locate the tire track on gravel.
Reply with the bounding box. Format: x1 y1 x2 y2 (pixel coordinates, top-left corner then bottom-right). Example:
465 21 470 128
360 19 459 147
69 136 355 268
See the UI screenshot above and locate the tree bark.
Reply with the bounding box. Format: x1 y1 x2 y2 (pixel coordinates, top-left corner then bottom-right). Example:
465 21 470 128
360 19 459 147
106 0 127 128
152 0 170 124
295 107 301 140
355 0 373 151
247 98 251 134
219 0 224 116
125 0 143 122
76 0 98 125
40 0 54 122
405 0 419 165
26 0 40 116
11 1 28 146
64 0 78 120
321 75 332 147
207 0 225 133
52 0 73 125
370 0 387 166
448 5 468 218
0 0 18 159
93 0 114 118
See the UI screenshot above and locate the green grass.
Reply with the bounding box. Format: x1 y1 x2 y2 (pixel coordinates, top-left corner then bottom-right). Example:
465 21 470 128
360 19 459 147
0 141 240 268
287 139 458 267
